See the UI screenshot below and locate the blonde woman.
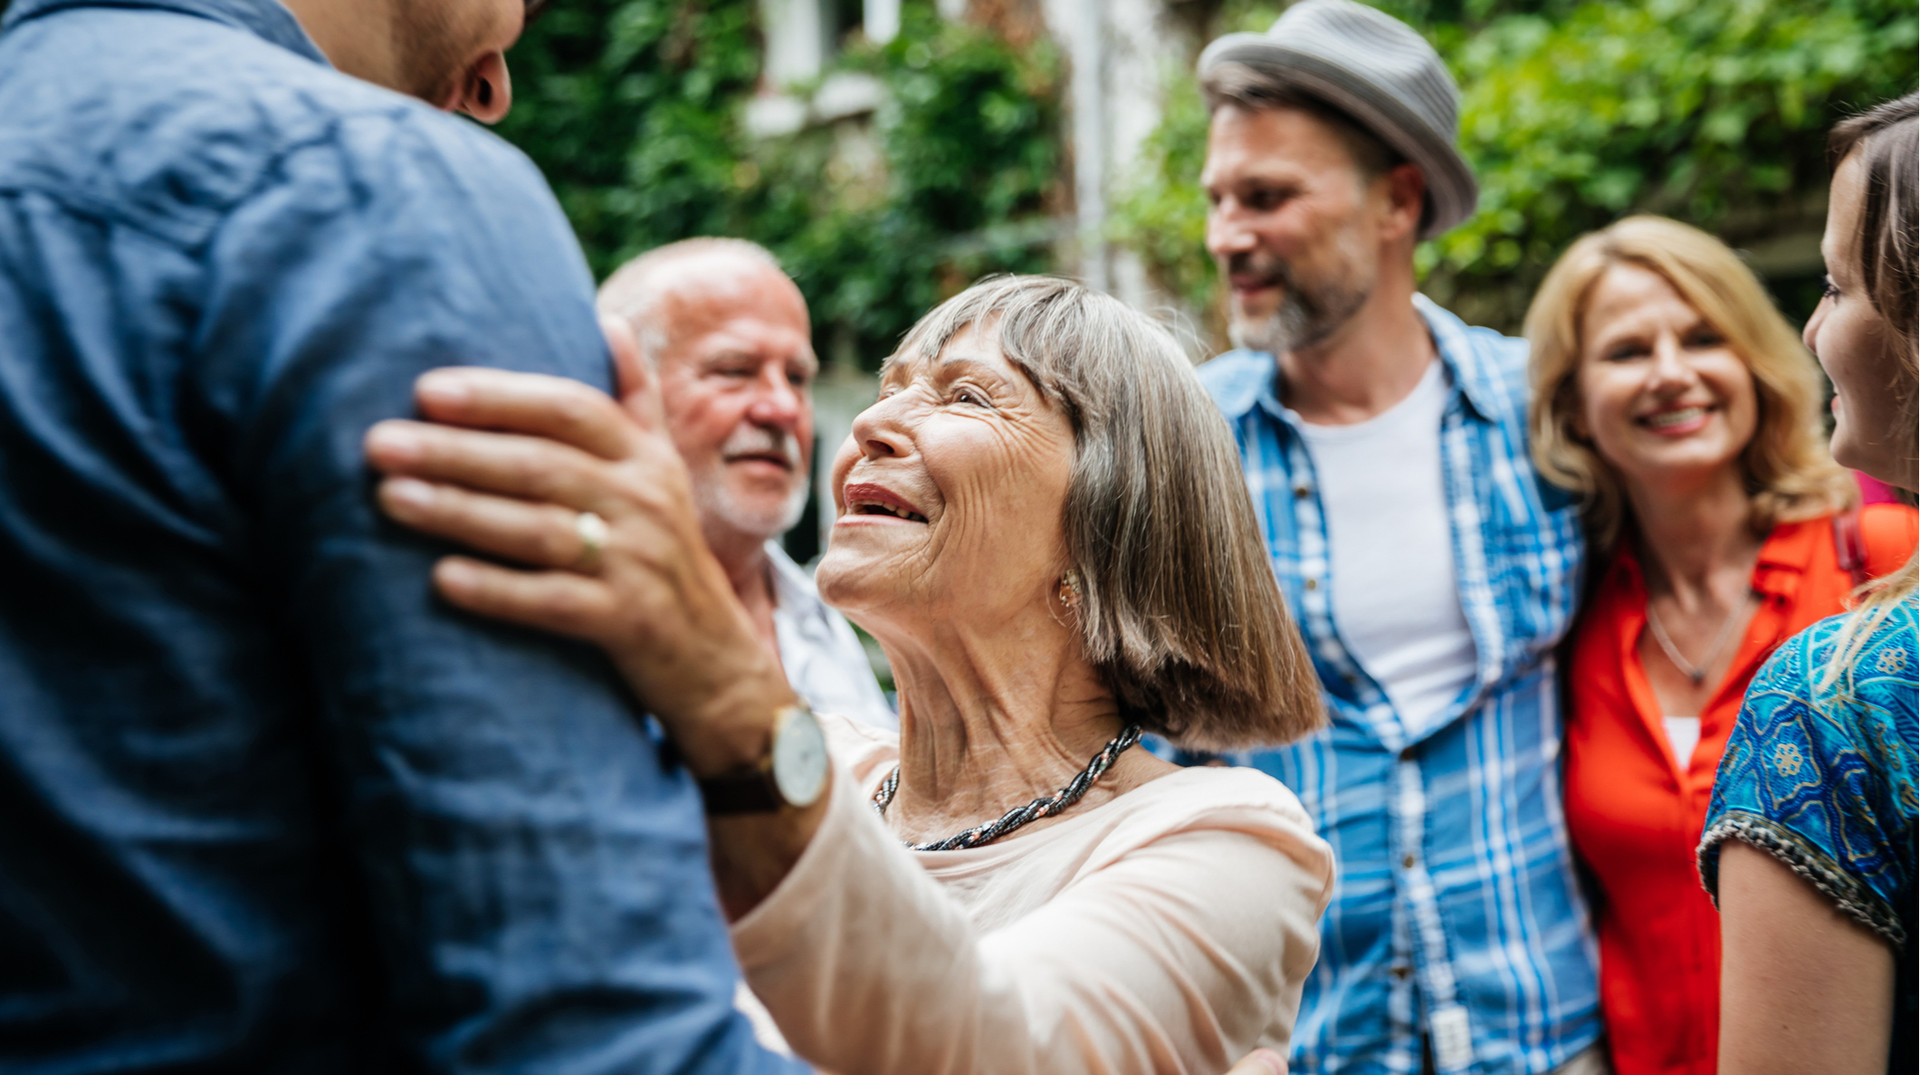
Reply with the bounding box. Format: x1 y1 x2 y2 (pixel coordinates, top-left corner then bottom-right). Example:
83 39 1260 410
1699 94 1920 1075
1526 214 1915 1075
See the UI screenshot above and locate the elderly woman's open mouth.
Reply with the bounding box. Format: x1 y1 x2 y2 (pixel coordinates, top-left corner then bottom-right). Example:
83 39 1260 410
841 482 929 523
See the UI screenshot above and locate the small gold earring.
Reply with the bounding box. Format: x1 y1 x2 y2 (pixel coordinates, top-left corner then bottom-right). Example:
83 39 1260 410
1059 569 1083 608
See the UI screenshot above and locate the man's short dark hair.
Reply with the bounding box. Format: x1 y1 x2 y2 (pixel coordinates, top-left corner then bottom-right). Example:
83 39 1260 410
1202 60 1407 183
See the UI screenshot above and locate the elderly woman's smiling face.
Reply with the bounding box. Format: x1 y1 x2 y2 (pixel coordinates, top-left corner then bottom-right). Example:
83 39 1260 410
815 325 1075 632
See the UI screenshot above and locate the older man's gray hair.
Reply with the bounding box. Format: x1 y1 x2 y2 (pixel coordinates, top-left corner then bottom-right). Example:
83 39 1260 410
596 238 784 361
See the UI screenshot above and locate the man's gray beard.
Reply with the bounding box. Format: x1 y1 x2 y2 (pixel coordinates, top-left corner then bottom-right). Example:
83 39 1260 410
1229 294 1315 356
1229 284 1370 356
693 474 811 549
693 422 812 548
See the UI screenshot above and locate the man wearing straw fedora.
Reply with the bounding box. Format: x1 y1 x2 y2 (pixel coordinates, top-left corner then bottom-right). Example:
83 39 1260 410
1191 2 1606 1073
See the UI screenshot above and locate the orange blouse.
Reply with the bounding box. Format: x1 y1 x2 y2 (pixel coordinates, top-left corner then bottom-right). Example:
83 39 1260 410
1563 505 1917 1075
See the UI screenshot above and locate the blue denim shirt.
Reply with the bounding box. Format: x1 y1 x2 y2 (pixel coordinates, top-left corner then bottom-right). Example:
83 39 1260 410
0 1 801 1070
1193 298 1599 1075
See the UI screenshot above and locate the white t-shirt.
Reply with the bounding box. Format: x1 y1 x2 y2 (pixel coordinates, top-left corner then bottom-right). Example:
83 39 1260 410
1293 360 1478 736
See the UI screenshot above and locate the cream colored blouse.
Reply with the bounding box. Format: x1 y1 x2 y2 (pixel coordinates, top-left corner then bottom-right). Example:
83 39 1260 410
730 713 1334 1075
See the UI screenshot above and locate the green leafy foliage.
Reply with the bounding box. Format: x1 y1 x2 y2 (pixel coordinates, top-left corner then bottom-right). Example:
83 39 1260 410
499 1 765 263
1110 0 1917 335
760 10 1063 366
498 1 1063 369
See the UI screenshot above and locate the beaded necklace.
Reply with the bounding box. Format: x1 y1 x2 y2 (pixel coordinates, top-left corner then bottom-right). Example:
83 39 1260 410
870 723 1144 852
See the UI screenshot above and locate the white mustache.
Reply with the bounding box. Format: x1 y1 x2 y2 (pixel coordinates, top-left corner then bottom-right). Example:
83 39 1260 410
721 425 802 468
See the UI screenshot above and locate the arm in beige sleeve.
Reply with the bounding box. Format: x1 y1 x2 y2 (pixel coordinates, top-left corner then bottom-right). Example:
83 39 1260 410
730 769 1332 1075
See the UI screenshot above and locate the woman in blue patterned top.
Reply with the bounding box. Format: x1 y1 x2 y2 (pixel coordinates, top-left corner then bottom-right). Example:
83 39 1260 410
1698 93 1919 1075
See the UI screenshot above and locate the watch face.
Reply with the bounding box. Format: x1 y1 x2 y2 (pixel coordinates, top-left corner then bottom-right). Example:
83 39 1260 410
771 705 829 808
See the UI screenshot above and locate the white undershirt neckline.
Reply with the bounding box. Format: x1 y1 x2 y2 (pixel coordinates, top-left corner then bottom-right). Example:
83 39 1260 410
1291 360 1479 738
1661 715 1701 768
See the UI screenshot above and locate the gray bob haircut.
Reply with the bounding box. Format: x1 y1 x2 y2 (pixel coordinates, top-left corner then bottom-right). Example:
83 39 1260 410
891 275 1324 750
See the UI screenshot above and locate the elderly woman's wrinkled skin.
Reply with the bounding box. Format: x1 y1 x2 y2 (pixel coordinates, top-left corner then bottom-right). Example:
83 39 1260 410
360 314 1176 898
365 310 1300 1074
820 326 1076 624
817 325 1173 845
364 320 824 916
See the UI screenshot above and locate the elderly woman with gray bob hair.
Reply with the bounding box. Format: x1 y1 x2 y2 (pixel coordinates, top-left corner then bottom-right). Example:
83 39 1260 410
365 274 1334 1074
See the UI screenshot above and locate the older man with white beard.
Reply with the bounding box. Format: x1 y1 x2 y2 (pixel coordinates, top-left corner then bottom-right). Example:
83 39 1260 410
598 239 894 730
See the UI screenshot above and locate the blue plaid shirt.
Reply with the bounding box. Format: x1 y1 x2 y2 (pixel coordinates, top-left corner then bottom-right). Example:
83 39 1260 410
1194 297 1600 1075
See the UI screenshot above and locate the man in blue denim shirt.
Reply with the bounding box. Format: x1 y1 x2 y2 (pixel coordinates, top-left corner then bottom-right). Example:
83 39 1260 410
1192 3 1600 1074
0 0 804 1070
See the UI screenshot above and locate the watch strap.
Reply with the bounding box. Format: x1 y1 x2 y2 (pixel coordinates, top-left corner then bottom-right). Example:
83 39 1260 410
698 768 783 815
696 703 822 816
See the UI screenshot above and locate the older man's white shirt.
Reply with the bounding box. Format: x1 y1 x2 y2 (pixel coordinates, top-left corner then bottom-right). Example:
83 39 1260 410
766 542 897 731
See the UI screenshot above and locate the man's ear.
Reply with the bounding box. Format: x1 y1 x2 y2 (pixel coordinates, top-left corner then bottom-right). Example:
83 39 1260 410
454 52 512 124
1379 162 1427 243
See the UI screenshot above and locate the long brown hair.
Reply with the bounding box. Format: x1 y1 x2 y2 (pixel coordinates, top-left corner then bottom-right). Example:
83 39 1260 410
1822 95 1919 692
1830 94 1919 359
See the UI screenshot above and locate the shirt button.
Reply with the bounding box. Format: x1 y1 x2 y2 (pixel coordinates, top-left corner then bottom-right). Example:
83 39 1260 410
1391 963 1412 980
1293 484 1312 499
1402 853 1418 869
1304 577 1319 591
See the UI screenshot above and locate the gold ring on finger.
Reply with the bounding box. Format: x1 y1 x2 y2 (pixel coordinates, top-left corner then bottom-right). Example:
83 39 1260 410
574 510 610 573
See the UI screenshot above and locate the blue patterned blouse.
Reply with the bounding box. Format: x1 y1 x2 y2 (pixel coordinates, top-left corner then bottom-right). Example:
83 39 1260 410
1699 593 1917 1070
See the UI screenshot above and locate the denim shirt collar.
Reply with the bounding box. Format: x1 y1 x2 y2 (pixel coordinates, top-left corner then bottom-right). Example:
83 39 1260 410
2 0 326 64
1206 293 1509 426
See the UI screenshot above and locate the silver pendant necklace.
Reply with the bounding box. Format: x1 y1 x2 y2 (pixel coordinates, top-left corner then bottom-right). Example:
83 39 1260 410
872 723 1144 852
1645 590 1755 686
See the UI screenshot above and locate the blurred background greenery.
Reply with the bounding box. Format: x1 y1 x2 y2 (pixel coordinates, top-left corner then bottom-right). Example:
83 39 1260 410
1115 0 1920 333
498 0 1917 365
499 1 1064 371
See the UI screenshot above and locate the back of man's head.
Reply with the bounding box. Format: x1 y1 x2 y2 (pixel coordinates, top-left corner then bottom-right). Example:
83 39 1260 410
278 0 534 123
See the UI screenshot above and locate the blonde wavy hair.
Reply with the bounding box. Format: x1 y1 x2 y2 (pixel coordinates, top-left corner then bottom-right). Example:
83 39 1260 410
1524 215 1856 554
